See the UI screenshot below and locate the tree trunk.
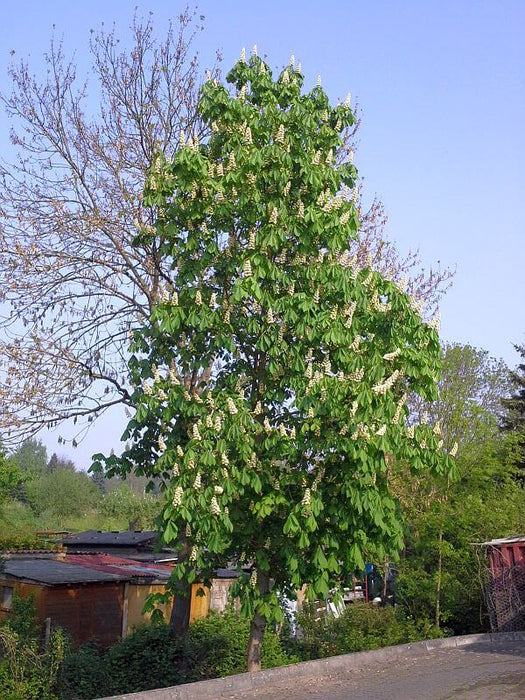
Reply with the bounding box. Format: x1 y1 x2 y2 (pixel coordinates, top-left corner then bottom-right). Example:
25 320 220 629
246 570 270 672
170 589 191 636
170 537 191 636
435 526 444 627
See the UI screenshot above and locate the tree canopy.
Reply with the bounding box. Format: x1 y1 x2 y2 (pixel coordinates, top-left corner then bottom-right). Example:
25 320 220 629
97 49 456 670
0 13 452 447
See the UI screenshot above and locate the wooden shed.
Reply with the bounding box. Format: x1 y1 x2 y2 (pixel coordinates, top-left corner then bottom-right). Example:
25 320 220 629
1 558 129 647
474 535 525 632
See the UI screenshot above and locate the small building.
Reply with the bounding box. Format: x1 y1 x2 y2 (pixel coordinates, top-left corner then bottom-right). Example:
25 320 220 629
0 552 241 645
58 530 169 561
474 535 525 632
0 557 130 647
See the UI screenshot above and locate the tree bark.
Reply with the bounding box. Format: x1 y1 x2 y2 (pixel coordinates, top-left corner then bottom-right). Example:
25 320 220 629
170 537 191 636
246 570 270 672
435 526 444 627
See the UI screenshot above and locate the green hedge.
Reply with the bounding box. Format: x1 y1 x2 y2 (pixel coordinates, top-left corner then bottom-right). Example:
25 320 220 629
290 602 443 660
60 611 291 699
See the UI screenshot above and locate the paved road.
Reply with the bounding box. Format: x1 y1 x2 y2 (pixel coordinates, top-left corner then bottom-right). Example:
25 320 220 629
231 643 525 700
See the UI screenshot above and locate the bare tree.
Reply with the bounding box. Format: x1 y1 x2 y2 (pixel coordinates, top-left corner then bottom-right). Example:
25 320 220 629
0 20 452 446
0 9 220 444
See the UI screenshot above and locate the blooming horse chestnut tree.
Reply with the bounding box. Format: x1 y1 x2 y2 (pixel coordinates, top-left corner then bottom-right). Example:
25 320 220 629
96 49 456 671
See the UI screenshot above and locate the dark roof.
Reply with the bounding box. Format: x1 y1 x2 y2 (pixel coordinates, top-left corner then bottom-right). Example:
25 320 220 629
4 559 133 585
60 530 159 547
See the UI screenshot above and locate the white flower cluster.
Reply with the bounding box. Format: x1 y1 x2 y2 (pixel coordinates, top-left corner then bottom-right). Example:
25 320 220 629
428 312 441 332
269 206 278 224
351 423 370 441
433 422 442 436
275 124 285 144
192 424 202 441
210 496 221 515
249 570 257 588
172 486 183 506
348 367 365 382
312 149 323 165
283 181 291 197
193 473 202 490
297 200 305 218
227 397 238 415
158 435 167 452
449 442 458 457
372 370 400 395
266 308 275 323
189 546 198 562
375 424 387 436
143 381 152 396
172 464 179 477
340 210 351 226
393 393 407 425
195 290 202 306
406 425 415 439
243 259 252 277
301 488 311 507
350 400 359 416
343 301 357 328
371 291 392 313
383 349 401 361
350 336 362 352
177 445 184 457
313 287 321 304
248 229 256 249
221 452 229 466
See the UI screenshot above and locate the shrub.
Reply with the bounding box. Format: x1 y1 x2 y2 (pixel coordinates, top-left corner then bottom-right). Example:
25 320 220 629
100 624 186 697
58 642 104 700
185 609 290 682
0 626 66 700
292 602 442 660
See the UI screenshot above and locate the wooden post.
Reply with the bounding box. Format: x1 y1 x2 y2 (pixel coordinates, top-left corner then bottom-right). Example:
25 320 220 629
121 582 129 639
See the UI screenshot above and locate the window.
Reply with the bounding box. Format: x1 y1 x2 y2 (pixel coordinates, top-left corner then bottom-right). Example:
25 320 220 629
1 586 14 610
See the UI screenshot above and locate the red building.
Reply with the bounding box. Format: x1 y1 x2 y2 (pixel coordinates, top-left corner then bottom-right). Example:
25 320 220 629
477 535 525 632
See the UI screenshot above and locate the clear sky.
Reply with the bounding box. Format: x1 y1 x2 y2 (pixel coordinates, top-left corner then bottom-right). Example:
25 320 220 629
1 1 524 468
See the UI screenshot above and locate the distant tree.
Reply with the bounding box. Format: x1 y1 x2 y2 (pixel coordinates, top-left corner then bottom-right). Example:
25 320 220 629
91 468 108 495
0 443 26 508
101 484 159 530
98 50 455 671
501 343 525 479
8 439 48 475
396 343 523 632
47 453 75 472
26 468 98 520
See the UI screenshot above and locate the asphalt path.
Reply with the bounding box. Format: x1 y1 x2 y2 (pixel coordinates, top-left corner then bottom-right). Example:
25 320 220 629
230 643 525 700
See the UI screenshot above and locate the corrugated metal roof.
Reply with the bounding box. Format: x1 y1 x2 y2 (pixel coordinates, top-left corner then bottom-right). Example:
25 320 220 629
60 530 158 546
65 554 172 580
4 559 133 585
473 535 525 546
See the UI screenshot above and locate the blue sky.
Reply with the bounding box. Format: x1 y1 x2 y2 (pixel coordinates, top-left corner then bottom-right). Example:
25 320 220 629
1 1 524 467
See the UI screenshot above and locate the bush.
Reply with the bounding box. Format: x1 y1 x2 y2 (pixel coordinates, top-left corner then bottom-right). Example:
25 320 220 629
61 611 292 698
58 642 104 700
292 602 442 660
185 609 290 682
99 624 186 697
0 626 66 700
